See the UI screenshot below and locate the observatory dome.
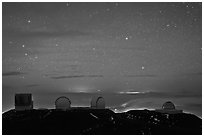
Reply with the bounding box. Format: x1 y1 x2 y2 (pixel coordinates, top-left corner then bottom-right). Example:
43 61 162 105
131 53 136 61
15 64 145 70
55 96 71 110
162 101 175 110
91 96 105 109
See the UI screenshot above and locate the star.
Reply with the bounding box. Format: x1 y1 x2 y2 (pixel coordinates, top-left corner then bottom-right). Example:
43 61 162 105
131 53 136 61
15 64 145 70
25 53 28 56
22 44 25 48
125 37 129 40
106 8 110 12
141 66 145 70
159 10 163 14
166 24 170 27
17 67 21 71
89 14 93 18
27 20 31 23
186 10 191 14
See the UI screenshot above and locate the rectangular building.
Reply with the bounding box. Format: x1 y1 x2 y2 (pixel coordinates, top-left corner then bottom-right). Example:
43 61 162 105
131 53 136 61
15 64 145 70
15 93 33 111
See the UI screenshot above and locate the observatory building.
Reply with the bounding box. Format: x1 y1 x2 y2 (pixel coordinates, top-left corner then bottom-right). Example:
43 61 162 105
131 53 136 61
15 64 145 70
15 93 33 111
55 96 71 110
91 96 105 109
155 101 183 114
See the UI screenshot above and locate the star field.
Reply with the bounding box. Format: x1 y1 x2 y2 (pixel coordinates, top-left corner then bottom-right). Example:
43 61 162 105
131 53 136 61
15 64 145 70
2 2 202 116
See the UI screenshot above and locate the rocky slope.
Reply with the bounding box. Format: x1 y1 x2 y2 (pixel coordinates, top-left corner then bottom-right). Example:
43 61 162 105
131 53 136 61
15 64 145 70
2 108 202 135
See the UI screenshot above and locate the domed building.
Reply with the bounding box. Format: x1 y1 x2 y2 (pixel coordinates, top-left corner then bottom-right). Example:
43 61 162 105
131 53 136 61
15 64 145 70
155 101 183 114
55 96 71 110
90 96 105 109
162 101 176 110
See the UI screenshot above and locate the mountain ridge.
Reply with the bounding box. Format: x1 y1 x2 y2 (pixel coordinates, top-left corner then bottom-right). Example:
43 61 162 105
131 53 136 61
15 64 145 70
2 108 202 135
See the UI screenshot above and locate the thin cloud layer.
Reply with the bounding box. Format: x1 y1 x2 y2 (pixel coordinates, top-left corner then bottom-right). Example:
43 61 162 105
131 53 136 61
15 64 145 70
2 71 25 76
25 84 40 87
117 89 201 98
3 28 91 38
125 74 157 77
51 74 104 79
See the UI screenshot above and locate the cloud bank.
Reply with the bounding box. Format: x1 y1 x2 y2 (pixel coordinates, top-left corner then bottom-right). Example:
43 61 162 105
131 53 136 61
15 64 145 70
2 71 25 76
51 74 104 79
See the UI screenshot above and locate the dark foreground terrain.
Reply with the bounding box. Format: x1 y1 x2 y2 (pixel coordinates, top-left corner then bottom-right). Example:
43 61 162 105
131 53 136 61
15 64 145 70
2 108 202 135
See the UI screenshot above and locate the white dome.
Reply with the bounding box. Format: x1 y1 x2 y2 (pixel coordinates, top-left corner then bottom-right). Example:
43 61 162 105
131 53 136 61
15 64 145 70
91 96 105 109
162 101 175 110
55 96 71 110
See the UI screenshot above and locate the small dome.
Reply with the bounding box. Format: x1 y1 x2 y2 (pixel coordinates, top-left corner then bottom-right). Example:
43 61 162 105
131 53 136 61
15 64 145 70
55 96 71 110
162 101 175 110
91 96 105 109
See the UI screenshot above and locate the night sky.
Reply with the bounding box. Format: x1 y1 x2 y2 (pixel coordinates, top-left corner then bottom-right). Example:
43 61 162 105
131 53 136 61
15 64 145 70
2 2 202 117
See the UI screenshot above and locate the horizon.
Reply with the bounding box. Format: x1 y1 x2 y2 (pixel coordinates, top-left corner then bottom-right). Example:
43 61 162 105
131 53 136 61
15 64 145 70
3 90 202 117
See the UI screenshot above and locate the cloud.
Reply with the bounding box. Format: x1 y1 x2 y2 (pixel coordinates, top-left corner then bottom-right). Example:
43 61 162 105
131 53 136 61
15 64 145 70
183 72 202 76
124 72 202 78
125 74 157 77
2 84 13 90
111 99 157 113
120 100 156 108
25 84 40 87
162 72 202 77
117 89 201 99
184 103 202 108
3 28 91 38
119 90 151 95
51 74 104 79
2 71 25 76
